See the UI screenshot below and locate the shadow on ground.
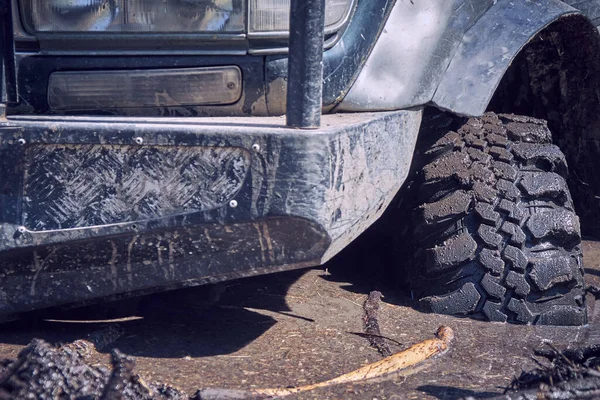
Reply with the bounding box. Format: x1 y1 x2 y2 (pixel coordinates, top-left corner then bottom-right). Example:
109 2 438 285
418 385 500 399
0 213 404 359
0 269 319 358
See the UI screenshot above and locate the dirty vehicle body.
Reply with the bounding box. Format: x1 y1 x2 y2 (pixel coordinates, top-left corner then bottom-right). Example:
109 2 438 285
1 0 600 325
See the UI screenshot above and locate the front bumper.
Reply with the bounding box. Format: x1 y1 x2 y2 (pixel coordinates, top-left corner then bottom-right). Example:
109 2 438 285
0 110 422 317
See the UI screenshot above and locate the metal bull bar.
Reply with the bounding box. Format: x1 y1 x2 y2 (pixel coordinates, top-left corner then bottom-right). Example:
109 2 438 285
286 0 326 129
0 0 16 112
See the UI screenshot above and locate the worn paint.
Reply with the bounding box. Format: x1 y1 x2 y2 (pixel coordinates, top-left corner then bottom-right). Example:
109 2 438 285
0 111 421 316
340 0 494 111
320 111 423 260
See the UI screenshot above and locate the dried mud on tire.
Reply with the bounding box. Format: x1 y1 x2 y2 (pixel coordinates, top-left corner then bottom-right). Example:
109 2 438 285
407 112 587 325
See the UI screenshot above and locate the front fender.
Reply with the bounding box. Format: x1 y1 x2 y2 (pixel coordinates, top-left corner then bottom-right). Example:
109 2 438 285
337 0 583 116
432 0 582 116
337 0 495 112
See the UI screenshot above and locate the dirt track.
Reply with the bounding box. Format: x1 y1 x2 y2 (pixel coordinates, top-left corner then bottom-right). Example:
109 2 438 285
0 241 599 399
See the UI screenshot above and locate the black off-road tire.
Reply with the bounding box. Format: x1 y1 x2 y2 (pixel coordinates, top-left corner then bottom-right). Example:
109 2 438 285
408 113 587 325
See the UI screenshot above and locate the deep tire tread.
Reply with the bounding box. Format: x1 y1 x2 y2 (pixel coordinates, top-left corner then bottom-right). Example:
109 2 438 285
410 112 587 326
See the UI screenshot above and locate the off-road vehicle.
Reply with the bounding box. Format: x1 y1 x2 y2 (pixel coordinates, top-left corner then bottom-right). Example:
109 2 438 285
0 0 599 325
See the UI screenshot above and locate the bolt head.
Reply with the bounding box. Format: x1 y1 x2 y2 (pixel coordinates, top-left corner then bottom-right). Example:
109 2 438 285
134 137 144 145
251 143 261 152
229 200 238 208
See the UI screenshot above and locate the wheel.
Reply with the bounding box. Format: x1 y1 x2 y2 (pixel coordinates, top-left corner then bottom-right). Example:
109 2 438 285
407 112 587 325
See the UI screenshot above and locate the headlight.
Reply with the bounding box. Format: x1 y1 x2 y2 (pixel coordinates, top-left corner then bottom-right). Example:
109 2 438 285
248 0 353 34
19 0 353 37
20 0 246 33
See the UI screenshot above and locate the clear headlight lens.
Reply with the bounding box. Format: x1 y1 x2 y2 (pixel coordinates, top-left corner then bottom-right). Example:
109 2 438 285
19 0 353 35
21 0 246 33
249 0 353 33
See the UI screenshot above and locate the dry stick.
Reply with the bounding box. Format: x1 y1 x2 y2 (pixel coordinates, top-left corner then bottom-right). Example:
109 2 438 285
346 331 403 347
197 326 454 399
362 290 393 357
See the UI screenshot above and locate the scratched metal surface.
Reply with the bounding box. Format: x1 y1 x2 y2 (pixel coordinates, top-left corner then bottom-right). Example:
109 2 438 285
339 0 584 116
0 217 329 317
340 0 494 112
0 240 598 399
433 3 585 116
0 110 423 317
22 145 250 230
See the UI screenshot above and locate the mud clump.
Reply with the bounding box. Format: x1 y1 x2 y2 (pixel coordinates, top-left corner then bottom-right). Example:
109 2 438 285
510 343 600 390
466 343 600 399
0 339 186 399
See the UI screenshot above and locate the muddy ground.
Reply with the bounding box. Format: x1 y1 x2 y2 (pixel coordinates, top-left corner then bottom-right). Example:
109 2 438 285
0 241 600 399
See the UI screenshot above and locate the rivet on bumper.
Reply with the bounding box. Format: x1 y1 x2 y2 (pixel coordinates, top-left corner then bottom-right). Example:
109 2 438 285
229 200 238 208
17 138 25 145
134 137 144 145
251 143 261 152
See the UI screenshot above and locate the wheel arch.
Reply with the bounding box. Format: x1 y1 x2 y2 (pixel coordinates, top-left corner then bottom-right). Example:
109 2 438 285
431 2 595 116
485 14 600 237
337 0 588 115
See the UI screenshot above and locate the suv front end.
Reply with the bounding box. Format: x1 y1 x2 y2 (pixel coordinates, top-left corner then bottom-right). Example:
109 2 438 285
0 0 422 319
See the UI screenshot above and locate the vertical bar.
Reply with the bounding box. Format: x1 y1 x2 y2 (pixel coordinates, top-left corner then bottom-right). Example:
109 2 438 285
286 0 325 129
0 0 16 108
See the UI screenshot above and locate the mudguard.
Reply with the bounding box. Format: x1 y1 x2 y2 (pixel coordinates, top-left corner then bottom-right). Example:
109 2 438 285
432 0 582 116
338 0 583 117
